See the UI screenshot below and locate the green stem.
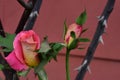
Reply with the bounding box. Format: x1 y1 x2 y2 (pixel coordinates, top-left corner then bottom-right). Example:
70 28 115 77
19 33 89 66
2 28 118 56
66 48 71 80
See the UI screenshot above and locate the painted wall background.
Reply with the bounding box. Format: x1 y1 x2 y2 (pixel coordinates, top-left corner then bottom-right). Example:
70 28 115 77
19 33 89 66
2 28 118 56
0 0 120 80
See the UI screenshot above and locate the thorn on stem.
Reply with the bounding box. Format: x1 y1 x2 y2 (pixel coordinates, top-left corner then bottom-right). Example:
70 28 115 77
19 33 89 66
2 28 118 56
74 60 87 71
103 20 108 28
74 61 92 74
30 11 39 18
99 36 104 45
97 16 104 21
87 66 92 74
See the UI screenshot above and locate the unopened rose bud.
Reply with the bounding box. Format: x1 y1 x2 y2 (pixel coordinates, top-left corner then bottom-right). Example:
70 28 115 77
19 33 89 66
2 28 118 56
64 23 82 49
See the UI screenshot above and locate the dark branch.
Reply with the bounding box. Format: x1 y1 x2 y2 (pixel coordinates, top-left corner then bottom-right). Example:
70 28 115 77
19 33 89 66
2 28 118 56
0 19 5 37
15 0 36 34
15 10 31 34
17 0 33 9
15 0 42 34
0 20 19 80
23 0 43 30
75 0 115 80
0 0 43 80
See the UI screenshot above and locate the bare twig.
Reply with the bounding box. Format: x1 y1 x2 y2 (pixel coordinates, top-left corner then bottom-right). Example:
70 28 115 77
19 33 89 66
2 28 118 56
75 0 115 80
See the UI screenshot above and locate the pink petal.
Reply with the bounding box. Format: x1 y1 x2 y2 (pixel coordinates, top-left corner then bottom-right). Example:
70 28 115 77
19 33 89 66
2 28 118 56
19 30 40 49
21 41 40 67
5 51 28 71
30 30 40 49
64 23 82 45
14 32 25 64
13 30 40 64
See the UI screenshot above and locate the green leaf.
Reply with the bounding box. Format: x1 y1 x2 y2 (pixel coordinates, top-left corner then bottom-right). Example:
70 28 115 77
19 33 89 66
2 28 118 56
0 64 4 70
37 69 48 80
17 68 31 77
68 39 78 50
70 31 76 39
38 37 51 53
35 60 48 73
51 43 64 52
76 10 87 25
63 19 68 39
35 43 64 73
78 38 90 42
81 28 88 34
0 33 15 52
50 43 64 61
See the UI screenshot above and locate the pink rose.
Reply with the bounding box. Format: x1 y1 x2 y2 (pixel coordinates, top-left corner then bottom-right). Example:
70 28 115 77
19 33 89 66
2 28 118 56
64 23 82 47
5 30 40 71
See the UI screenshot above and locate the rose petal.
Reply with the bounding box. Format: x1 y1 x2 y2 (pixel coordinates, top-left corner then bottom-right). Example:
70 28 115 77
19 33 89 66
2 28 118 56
65 23 82 38
21 41 40 67
13 30 40 67
30 30 40 49
19 30 40 49
14 32 25 64
65 23 82 46
5 51 28 71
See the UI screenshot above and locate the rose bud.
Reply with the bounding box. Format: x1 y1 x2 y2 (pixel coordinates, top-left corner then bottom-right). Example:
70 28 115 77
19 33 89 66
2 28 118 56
64 23 82 49
64 10 87 50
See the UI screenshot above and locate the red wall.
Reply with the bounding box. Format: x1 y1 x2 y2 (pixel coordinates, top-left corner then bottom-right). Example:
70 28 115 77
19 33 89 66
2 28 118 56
0 0 120 80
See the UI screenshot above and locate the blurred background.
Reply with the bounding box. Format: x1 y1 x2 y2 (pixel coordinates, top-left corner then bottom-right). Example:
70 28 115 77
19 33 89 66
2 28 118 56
0 0 120 80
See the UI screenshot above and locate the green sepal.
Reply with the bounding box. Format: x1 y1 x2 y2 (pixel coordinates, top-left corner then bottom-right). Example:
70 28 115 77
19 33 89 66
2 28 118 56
37 69 48 80
67 31 78 50
17 68 31 77
39 52 47 60
0 33 16 52
63 19 68 39
38 42 64 61
49 43 65 61
68 39 78 50
51 43 65 52
78 38 90 42
35 43 64 73
35 60 48 73
70 31 76 39
38 37 51 53
81 28 88 34
76 10 87 25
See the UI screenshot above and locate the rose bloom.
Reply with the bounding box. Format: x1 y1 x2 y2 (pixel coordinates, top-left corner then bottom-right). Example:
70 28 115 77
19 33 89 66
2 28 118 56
64 23 82 47
5 30 40 71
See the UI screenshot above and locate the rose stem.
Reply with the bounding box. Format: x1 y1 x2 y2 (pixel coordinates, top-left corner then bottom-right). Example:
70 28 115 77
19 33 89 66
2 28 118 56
66 48 71 80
